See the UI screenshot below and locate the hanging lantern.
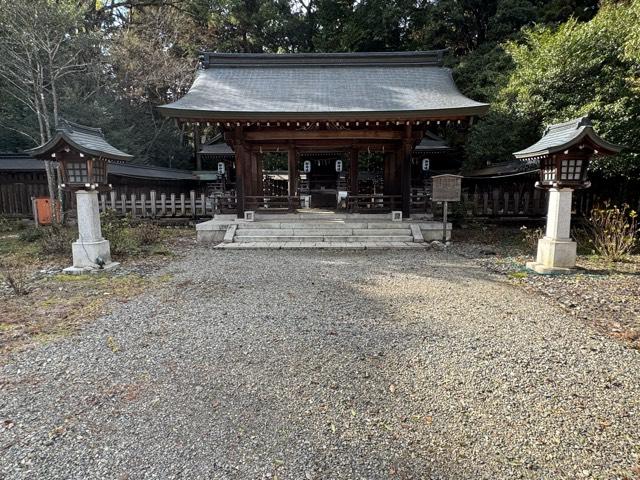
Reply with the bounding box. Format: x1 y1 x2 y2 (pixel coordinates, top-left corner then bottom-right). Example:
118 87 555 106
218 162 226 175
303 160 311 173
422 158 430 172
335 159 343 172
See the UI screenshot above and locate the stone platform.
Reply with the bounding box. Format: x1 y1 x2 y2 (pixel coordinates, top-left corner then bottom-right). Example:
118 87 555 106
197 212 451 249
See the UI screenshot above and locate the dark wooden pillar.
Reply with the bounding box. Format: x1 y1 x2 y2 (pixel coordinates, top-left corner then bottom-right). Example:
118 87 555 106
384 149 402 196
247 148 257 197
193 124 202 171
349 148 359 195
383 151 396 196
401 125 413 218
288 144 298 197
234 127 247 216
256 153 264 196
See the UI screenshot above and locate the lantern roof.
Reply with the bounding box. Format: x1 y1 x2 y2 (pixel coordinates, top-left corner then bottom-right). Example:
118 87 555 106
157 50 489 121
513 116 621 160
27 119 132 162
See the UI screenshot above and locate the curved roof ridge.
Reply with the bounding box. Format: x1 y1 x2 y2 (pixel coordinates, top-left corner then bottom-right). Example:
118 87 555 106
58 118 105 136
200 50 447 68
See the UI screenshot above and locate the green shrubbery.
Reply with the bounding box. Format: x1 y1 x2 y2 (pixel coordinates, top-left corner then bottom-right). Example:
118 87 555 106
100 210 162 257
18 225 73 256
587 203 638 261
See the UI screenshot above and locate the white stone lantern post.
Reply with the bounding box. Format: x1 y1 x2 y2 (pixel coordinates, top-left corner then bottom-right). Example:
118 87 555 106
513 117 621 274
27 120 133 274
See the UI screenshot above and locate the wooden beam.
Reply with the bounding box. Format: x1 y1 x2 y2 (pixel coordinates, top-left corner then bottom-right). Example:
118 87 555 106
245 129 403 141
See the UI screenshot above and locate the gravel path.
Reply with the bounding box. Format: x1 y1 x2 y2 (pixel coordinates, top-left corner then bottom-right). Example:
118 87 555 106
1 248 639 479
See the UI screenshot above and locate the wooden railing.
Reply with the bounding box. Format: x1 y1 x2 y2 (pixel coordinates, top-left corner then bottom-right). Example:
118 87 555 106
96 190 237 218
244 195 300 212
211 194 238 214
410 191 431 213
347 194 401 213
98 190 206 218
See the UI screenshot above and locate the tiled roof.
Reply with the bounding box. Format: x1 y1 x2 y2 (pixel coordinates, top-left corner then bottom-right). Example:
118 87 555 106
158 51 489 120
0 153 194 181
513 116 621 159
27 119 133 162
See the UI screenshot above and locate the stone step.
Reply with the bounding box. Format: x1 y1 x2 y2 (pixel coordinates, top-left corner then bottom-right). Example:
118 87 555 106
216 241 426 249
237 222 408 230
254 213 395 220
235 228 411 237
351 228 411 235
234 235 414 243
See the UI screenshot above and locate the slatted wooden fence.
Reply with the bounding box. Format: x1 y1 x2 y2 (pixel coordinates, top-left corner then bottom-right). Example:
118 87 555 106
98 190 212 218
458 189 548 217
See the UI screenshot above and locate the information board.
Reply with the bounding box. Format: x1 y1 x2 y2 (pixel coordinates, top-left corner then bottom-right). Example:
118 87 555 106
432 174 462 202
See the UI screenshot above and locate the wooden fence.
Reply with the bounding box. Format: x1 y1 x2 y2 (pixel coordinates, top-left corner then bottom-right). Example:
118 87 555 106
97 190 215 218
458 189 548 217
0 184 612 220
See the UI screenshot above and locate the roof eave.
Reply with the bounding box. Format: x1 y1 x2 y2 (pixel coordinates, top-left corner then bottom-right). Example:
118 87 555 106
156 104 490 121
514 128 622 159
27 132 133 162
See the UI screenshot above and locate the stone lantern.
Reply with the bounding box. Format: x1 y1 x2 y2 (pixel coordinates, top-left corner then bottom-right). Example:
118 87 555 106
514 117 621 273
28 120 132 273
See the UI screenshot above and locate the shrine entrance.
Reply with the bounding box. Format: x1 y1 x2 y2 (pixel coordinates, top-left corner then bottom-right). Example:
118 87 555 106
299 152 348 209
158 50 489 217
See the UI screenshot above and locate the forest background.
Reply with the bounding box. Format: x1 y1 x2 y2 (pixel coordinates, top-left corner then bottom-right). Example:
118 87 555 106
0 0 638 181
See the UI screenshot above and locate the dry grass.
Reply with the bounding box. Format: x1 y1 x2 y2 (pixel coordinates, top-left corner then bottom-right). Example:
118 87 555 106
0 272 154 359
0 223 192 361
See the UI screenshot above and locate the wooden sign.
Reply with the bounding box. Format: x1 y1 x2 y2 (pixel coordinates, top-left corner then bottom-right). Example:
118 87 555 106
432 174 462 202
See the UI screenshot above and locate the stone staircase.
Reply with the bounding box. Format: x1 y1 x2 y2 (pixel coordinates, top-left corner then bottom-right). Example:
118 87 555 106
215 219 426 249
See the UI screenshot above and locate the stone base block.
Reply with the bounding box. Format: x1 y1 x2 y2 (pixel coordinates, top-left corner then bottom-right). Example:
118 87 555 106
197 230 226 243
71 239 113 268
419 222 452 242
526 236 577 274
525 261 576 275
63 262 120 275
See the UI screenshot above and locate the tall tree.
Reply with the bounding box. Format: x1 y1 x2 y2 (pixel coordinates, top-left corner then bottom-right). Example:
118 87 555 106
0 0 99 220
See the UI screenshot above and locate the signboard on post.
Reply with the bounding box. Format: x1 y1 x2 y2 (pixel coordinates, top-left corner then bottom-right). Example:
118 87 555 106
431 174 463 243
431 174 462 202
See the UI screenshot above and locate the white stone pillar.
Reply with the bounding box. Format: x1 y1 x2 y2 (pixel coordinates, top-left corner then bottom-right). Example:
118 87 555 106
65 190 119 274
527 188 577 274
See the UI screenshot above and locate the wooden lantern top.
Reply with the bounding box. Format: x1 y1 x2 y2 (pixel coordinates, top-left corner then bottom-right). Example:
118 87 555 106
513 116 621 161
27 119 132 163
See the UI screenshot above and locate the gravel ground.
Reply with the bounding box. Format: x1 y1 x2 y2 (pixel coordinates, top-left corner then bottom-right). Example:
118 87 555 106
452 241 640 349
1 248 640 479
